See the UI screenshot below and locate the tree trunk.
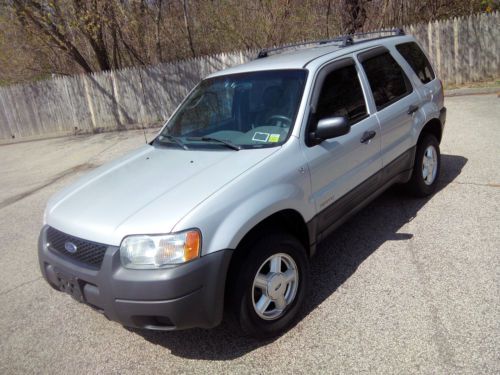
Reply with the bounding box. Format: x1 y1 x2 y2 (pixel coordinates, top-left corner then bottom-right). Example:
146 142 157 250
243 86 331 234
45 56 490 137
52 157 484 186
181 0 196 58
342 0 370 34
155 0 163 62
326 0 332 38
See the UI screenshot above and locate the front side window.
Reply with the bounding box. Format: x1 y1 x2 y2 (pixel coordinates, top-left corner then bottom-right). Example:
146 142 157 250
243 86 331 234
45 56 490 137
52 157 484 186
316 64 367 125
361 52 413 110
155 70 307 150
396 42 435 84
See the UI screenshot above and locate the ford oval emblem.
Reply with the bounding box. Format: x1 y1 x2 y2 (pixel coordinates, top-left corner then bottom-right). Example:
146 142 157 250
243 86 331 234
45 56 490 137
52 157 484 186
64 241 78 253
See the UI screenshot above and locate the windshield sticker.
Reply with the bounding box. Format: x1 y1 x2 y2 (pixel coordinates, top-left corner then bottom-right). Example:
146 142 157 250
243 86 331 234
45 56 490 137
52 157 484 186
252 132 270 142
269 134 280 143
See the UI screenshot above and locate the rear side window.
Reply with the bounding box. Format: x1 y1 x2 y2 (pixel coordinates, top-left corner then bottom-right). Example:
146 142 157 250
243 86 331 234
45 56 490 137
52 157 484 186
316 64 367 125
361 52 412 110
396 42 435 84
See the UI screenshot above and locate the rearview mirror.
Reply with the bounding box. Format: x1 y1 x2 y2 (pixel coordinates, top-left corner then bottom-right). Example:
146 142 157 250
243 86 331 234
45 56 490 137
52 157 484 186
312 116 350 141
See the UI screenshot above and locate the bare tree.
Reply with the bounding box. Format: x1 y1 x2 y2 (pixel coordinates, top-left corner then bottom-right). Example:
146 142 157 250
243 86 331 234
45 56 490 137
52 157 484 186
155 0 164 62
0 0 491 85
339 0 372 33
181 0 196 58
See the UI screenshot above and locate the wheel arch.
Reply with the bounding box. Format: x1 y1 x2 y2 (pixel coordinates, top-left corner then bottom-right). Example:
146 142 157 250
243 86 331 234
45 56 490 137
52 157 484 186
419 118 443 144
224 208 311 311
235 209 311 254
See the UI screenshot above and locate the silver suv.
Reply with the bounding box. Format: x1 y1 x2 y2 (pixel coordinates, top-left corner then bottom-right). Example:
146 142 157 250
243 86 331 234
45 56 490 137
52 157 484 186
38 30 446 338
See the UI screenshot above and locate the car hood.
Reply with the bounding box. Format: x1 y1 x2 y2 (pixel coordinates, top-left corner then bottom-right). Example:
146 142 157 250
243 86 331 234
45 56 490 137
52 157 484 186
45 145 278 246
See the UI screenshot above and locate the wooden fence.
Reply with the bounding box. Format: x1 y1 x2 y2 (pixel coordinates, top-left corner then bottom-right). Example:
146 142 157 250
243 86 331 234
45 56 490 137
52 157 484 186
408 12 499 86
0 12 498 142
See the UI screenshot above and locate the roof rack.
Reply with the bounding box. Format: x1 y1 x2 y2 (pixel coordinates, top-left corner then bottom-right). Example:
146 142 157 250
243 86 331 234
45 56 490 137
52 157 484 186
256 28 405 59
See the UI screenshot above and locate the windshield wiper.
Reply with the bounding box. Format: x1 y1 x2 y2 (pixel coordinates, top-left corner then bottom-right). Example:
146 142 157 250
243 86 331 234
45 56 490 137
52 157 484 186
188 136 241 151
157 135 188 150
201 137 241 151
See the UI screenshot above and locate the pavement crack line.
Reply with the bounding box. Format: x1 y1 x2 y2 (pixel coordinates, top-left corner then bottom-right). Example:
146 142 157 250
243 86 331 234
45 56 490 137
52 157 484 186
0 276 42 297
86 138 123 165
0 163 97 211
399 200 462 371
0 138 123 211
440 180 500 188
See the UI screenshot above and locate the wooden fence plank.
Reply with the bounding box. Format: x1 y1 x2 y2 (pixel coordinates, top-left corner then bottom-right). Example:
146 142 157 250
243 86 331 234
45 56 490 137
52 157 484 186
0 12 498 141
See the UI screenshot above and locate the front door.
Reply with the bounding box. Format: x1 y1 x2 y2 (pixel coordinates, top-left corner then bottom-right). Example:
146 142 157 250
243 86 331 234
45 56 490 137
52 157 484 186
301 58 382 235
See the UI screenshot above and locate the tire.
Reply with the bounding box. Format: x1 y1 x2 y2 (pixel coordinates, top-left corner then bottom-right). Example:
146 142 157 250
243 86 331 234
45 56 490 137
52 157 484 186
228 233 309 338
407 133 441 197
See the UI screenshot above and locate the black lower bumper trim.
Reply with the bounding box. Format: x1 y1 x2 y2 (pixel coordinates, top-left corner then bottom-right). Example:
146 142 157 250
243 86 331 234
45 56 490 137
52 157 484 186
38 226 233 330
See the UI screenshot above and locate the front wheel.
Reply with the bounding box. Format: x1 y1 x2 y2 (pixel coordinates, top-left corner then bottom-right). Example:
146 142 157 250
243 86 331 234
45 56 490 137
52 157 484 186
229 233 309 338
407 133 441 197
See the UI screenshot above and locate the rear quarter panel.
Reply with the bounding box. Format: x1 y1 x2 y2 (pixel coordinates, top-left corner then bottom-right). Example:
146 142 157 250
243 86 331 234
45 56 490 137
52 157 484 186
387 40 444 146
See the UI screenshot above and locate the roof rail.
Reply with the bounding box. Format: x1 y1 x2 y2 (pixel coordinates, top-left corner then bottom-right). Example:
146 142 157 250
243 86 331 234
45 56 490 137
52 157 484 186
256 28 405 59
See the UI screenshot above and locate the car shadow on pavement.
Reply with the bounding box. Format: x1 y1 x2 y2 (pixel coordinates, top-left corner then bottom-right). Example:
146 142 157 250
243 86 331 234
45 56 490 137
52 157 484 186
130 154 467 360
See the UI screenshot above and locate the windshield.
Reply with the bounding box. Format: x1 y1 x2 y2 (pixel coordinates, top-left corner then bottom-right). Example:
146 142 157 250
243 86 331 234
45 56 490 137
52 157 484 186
155 69 307 150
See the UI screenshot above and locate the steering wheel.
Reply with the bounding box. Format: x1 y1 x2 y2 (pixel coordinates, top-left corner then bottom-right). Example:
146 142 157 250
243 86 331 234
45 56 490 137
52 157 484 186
266 115 292 128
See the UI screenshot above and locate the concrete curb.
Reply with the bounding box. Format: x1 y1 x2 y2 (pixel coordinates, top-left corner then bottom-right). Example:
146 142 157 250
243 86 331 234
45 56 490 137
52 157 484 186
445 86 500 97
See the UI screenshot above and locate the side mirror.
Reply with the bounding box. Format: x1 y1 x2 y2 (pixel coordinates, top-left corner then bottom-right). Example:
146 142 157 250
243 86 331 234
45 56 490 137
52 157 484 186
311 116 350 142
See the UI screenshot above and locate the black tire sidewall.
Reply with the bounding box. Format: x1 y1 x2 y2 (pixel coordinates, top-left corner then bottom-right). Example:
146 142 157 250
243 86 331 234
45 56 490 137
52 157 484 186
233 234 309 338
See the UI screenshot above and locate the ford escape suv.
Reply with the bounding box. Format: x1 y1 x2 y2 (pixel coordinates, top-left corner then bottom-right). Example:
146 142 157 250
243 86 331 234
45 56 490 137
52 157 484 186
38 30 446 338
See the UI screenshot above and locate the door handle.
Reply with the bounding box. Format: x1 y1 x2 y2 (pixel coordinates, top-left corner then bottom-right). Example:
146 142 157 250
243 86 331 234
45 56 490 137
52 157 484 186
408 104 419 115
360 130 376 144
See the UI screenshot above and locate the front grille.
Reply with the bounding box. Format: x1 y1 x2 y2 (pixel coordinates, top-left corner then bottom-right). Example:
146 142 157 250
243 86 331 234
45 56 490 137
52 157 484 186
46 227 108 269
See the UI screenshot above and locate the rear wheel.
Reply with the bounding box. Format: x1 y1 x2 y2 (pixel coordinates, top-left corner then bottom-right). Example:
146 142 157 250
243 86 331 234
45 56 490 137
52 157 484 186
407 133 441 197
229 233 309 338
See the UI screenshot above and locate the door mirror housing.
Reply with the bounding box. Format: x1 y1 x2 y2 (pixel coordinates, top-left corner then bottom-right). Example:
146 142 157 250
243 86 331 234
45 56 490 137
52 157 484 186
310 116 350 143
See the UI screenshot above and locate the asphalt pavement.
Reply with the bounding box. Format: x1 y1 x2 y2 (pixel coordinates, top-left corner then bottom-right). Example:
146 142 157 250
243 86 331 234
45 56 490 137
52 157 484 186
0 94 498 374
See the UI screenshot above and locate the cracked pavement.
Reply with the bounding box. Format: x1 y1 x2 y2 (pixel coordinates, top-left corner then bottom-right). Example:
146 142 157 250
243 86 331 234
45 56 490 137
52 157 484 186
0 95 498 374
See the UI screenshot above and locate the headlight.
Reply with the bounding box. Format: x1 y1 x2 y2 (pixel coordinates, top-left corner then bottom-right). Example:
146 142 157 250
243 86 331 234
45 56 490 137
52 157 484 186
120 229 201 269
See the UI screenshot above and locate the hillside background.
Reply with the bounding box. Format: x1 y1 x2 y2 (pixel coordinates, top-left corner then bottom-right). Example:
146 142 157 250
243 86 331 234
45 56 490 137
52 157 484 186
0 0 498 85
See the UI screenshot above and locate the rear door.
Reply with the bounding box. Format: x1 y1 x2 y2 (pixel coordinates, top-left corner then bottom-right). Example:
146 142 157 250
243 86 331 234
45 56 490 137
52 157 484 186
301 58 382 235
358 47 420 167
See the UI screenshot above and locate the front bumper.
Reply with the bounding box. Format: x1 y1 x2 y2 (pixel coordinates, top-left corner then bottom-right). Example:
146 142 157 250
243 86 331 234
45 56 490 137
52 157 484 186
38 226 232 330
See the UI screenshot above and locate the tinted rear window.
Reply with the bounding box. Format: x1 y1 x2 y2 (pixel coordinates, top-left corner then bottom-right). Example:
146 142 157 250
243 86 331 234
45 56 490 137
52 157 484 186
396 42 435 84
361 52 413 110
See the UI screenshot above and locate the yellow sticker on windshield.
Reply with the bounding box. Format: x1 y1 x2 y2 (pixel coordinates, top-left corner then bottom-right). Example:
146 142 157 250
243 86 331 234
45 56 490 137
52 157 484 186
269 134 280 143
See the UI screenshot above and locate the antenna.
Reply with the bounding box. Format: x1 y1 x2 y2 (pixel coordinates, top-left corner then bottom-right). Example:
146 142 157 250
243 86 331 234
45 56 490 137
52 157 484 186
142 126 148 144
